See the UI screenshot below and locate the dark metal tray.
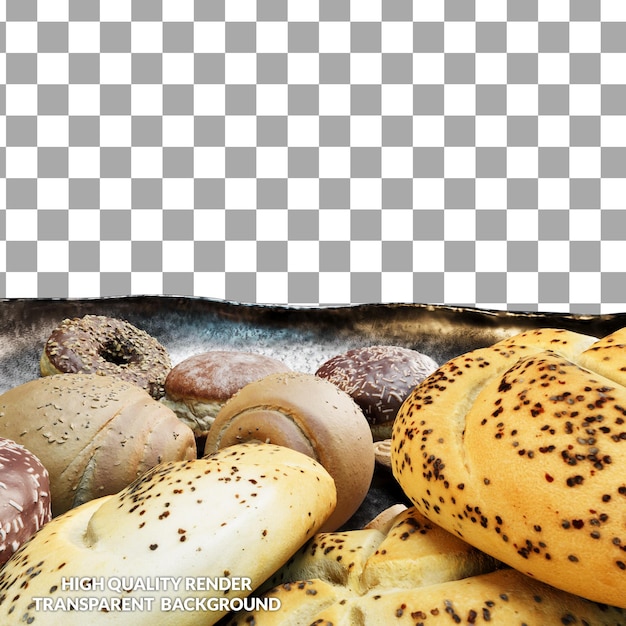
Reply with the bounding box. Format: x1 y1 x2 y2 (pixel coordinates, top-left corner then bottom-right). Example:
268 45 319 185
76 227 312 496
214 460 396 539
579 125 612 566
2 296 626 528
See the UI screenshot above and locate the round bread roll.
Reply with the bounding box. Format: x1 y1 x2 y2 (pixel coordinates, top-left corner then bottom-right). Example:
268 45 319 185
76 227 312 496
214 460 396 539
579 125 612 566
230 506 624 625
0 437 52 565
0 373 196 516
316 345 438 440
204 371 375 532
0 442 337 626
392 326 626 608
162 350 291 437
40 315 171 399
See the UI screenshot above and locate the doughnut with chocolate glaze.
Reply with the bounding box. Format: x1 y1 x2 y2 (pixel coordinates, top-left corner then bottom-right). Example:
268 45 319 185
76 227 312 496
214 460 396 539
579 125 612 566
0 437 52 565
40 315 171 399
316 345 438 440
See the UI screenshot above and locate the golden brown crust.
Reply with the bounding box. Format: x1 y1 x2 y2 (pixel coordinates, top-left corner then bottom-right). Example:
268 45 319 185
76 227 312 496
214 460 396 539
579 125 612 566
306 569 626 626
40 315 171 399
392 327 626 607
163 351 290 436
0 443 337 626
229 506 624 626
204 372 375 532
0 373 196 515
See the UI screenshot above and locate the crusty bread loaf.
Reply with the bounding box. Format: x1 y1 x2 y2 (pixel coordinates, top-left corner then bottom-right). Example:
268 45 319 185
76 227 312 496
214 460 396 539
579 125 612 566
0 442 337 625
392 327 626 608
228 505 624 625
0 373 196 515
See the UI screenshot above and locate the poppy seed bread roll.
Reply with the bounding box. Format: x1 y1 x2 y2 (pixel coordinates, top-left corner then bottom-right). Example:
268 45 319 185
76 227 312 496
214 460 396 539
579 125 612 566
0 373 196 516
204 371 375 532
228 571 626 626
392 326 626 608
228 505 624 626
0 442 337 625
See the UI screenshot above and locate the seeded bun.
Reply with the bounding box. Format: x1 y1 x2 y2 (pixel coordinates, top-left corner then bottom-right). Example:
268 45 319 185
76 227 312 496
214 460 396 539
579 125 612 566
204 371 375 532
244 570 624 626
229 506 624 625
162 351 291 437
0 373 196 516
392 327 626 608
316 345 438 440
0 442 337 625
0 437 52 564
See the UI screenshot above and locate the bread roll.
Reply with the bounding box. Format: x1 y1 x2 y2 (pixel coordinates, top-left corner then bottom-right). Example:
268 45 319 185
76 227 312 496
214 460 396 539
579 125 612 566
0 437 52 564
0 373 196 515
162 350 290 437
0 442 337 625
392 327 626 607
229 505 624 625
261 506 497 597
204 371 375 532
292 569 625 626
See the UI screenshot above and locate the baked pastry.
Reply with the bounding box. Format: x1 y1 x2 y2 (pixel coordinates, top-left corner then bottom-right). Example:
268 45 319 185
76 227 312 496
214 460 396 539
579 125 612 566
392 326 626 608
0 437 52 565
261 506 498 596
204 371 375 532
229 506 624 625
316 345 438 440
0 442 337 626
40 315 171 399
0 373 196 515
162 350 291 437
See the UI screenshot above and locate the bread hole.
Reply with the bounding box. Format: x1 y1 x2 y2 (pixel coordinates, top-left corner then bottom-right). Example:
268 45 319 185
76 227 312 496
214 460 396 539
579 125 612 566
99 337 139 366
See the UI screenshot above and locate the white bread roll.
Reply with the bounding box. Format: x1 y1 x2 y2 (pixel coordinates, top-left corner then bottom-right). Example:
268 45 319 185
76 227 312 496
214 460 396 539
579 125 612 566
0 442 337 625
392 327 626 608
204 371 375 532
292 569 625 626
228 506 624 625
260 506 497 597
0 373 196 516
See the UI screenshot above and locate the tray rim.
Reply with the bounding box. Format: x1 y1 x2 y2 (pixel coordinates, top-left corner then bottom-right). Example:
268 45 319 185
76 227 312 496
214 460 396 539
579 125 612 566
0 293 622 322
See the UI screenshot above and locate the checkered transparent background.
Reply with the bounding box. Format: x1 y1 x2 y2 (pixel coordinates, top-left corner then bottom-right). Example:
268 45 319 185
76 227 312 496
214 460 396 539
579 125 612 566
3 0 626 312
